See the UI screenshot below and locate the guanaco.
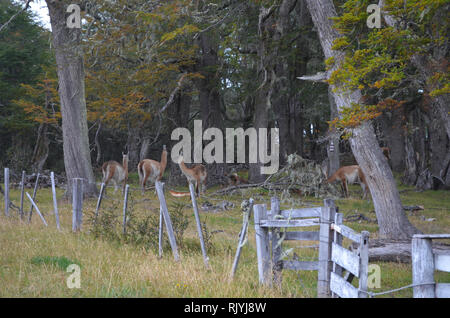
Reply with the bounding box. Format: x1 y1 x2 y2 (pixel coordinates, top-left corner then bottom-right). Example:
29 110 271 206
225 172 248 186
326 165 369 199
102 152 129 193
137 145 168 194
177 156 207 197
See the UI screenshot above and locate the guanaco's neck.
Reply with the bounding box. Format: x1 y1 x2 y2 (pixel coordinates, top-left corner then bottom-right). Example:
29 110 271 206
122 156 129 178
160 149 167 171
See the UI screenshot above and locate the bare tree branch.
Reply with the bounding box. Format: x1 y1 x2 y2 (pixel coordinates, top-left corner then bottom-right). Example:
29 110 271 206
0 0 32 33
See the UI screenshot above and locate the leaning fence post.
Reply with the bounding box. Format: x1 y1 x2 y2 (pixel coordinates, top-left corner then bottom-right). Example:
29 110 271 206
230 198 254 279
20 170 25 219
122 184 129 235
271 196 282 288
4 167 9 216
50 172 60 230
26 192 48 227
28 173 40 223
94 183 105 223
158 183 164 258
412 235 436 298
254 203 271 286
189 182 210 269
155 181 179 262
72 178 83 232
317 199 335 298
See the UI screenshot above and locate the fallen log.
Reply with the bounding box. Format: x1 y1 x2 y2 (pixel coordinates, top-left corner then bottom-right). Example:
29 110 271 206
351 239 450 263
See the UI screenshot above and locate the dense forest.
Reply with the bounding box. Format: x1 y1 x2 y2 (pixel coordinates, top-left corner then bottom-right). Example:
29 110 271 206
0 0 448 236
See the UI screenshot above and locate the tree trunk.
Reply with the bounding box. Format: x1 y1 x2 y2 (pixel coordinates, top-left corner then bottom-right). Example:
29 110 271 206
46 0 97 197
305 0 420 239
327 87 340 177
195 30 227 186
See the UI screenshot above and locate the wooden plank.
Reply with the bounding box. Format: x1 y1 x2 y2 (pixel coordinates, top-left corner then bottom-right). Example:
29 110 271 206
331 223 361 243
330 272 359 298
434 253 450 272
20 170 25 219
254 204 271 286
317 199 336 298
155 181 179 262
4 167 9 216
331 243 360 277
284 231 319 241
412 237 436 298
230 198 254 279
261 218 320 228
435 283 450 298
414 234 450 239
280 207 321 219
50 172 60 230
26 192 48 227
282 260 318 271
189 183 210 269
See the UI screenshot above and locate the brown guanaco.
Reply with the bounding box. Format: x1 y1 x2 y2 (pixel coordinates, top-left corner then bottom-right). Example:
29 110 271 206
102 152 129 193
137 145 168 194
326 165 369 199
177 156 207 197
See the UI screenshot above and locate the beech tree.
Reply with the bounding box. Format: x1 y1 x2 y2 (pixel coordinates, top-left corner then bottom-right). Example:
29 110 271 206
304 0 420 239
45 0 97 196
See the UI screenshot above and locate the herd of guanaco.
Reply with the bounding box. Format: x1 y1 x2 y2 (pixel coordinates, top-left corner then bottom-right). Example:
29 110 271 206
102 145 391 200
102 145 208 197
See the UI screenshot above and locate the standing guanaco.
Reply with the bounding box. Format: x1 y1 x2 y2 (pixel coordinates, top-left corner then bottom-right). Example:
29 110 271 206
102 152 129 193
326 165 369 199
177 156 207 197
137 145 168 194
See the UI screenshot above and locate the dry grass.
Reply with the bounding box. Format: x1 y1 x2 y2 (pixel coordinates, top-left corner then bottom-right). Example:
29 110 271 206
0 175 449 298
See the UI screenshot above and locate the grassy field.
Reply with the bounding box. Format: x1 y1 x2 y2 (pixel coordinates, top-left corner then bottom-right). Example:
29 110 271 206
0 172 449 298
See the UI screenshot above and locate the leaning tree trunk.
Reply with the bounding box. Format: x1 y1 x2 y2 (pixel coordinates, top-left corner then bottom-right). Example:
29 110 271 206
305 0 419 239
46 0 97 197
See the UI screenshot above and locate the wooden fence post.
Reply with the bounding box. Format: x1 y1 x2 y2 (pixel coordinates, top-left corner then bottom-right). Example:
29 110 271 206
122 184 129 235
4 167 9 216
189 182 210 269
254 203 271 286
317 199 335 298
331 212 343 298
155 181 180 262
28 173 40 223
358 231 370 298
72 178 83 232
50 172 60 230
20 170 25 219
412 236 436 298
271 196 282 288
230 198 254 279
158 183 165 258
94 183 105 223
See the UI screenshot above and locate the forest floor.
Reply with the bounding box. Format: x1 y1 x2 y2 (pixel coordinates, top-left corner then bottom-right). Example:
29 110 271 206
0 172 449 297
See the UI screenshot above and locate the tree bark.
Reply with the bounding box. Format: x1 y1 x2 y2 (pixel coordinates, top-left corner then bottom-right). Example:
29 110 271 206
305 0 420 239
46 0 97 197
